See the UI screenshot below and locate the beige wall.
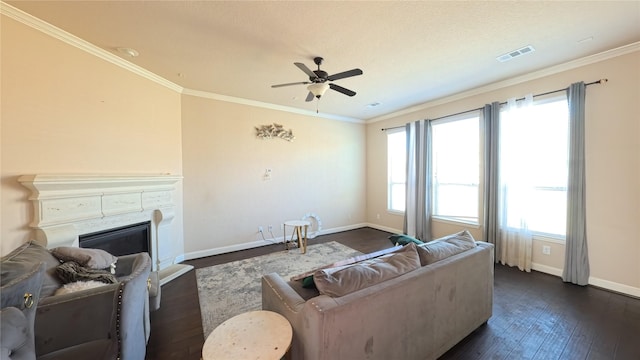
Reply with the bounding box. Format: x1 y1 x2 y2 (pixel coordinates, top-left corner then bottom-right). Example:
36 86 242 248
3 8 638 296
366 51 640 294
1 16 184 256
181 95 366 256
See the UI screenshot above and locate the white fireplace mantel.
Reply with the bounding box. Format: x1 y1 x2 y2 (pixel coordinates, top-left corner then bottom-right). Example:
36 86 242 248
18 174 192 284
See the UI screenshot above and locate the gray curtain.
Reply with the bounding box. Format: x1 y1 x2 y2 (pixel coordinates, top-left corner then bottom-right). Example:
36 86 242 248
403 120 433 241
482 103 500 262
562 81 590 285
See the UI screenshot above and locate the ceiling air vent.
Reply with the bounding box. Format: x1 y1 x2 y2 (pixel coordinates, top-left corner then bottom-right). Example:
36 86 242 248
496 45 535 62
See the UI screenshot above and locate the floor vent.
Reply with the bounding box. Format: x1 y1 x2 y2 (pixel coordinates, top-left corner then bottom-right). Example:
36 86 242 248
496 45 536 62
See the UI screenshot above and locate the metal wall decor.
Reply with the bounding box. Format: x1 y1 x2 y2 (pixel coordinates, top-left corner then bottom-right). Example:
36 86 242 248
255 123 295 142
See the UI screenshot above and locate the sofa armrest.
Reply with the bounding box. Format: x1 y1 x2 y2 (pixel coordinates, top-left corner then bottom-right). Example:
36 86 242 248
117 253 151 360
262 273 341 359
261 273 306 315
1 307 30 359
35 283 120 358
115 253 151 282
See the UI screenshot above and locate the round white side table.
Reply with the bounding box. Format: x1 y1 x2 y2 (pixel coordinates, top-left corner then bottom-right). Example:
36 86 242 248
283 220 311 254
202 310 292 360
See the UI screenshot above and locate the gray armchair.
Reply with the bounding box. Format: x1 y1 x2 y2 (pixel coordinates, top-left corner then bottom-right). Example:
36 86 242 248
1 242 153 360
35 252 151 360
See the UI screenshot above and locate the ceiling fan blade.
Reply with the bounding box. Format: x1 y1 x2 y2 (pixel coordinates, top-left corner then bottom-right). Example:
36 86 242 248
329 83 356 97
305 91 315 102
271 81 310 88
327 68 363 81
294 62 317 79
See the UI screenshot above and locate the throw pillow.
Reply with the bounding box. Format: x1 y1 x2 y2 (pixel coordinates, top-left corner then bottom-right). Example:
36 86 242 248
302 275 316 289
313 243 421 297
50 247 117 270
388 233 424 246
416 230 477 266
1 241 62 298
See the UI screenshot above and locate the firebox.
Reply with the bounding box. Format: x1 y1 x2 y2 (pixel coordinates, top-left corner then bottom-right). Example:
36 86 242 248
80 221 151 257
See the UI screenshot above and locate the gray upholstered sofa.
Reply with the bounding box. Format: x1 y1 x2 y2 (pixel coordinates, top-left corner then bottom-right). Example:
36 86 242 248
1 241 155 360
262 234 494 360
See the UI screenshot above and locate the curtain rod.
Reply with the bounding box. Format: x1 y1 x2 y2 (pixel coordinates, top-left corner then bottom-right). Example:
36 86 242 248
380 78 608 131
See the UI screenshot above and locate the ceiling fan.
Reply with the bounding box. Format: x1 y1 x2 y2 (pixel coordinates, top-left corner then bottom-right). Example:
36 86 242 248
271 57 363 102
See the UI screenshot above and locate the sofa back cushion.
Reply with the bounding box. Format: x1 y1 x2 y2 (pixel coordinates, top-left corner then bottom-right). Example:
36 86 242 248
313 243 421 297
416 230 477 266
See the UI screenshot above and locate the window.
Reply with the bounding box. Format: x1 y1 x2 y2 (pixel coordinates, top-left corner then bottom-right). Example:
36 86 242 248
431 113 480 223
387 129 406 212
500 96 569 237
386 114 480 220
384 95 567 237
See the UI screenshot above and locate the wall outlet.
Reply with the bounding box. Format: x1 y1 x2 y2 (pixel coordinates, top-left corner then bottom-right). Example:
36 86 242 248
258 226 263 233
542 245 551 255
263 168 272 181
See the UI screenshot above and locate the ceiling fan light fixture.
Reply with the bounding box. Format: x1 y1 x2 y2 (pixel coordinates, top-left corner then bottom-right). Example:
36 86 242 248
307 82 330 98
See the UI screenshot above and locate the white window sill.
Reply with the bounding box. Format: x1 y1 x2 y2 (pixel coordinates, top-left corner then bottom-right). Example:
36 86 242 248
533 233 565 244
432 216 480 228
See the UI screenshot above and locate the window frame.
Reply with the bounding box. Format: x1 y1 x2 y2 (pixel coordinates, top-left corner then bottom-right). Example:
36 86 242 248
498 93 569 240
386 127 406 214
430 111 482 225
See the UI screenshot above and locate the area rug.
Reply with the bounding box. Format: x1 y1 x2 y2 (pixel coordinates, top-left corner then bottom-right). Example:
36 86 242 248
195 241 362 337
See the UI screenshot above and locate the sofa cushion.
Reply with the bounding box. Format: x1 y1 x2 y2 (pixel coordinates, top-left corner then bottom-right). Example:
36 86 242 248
50 247 117 270
416 230 477 266
1 242 62 298
313 243 421 297
388 233 424 246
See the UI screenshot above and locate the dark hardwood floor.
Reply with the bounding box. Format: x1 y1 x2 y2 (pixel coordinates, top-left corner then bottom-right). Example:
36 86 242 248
145 227 640 360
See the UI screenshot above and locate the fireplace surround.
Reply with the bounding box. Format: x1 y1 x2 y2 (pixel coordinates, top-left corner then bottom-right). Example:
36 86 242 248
18 174 192 284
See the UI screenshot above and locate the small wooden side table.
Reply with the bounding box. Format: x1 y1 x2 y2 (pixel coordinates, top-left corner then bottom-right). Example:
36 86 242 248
283 220 311 254
202 310 292 360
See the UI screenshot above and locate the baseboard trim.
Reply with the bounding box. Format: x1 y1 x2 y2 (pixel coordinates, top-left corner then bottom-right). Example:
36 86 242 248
158 264 194 286
183 223 374 261
183 239 278 261
364 223 402 235
183 229 640 298
589 277 640 299
532 262 640 298
531 262 563 277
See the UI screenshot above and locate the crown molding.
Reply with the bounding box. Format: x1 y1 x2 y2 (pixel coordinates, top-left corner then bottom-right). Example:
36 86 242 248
1 1 363 123
368 41 640 123
1 1 183 93
4 1 635 125
182 88 364 124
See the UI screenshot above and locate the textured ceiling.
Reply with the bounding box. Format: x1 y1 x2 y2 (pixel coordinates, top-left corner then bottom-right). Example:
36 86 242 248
5 1 640 121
